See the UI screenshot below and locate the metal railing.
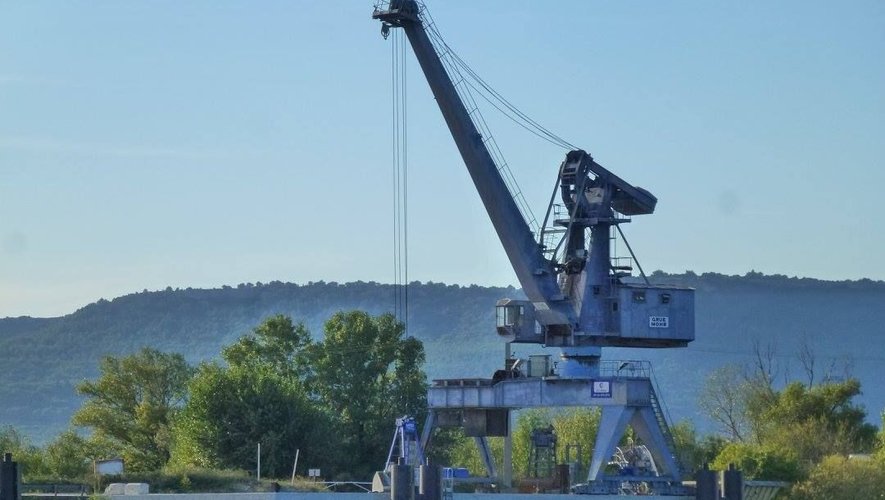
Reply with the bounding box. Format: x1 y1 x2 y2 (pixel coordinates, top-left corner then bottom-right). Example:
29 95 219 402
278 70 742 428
597 359 652 378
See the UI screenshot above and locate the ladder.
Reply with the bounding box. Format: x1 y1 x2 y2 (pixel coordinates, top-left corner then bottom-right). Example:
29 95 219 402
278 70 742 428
648 383 682 474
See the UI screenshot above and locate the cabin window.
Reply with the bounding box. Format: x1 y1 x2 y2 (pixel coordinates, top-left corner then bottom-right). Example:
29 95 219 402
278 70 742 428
612 301 619 312
632 291 646 303
660 293 671 304
496 305 524 327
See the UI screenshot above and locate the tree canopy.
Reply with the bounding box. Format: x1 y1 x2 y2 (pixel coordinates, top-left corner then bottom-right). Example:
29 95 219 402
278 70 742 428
73 347 193 471
699 347 879 484
173 315 332 475
309 311 427 478
790 455 885 500
173 312 427 479
4 306 883 496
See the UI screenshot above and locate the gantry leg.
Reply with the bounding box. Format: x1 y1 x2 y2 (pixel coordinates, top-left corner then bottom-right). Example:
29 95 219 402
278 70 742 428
421 411 436 453
587 405 633 481
630 407 680 478
474 436 498 479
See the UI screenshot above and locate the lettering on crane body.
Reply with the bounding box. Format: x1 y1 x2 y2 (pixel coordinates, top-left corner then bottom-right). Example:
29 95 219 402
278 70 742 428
649 316 669 328
591 380 612 398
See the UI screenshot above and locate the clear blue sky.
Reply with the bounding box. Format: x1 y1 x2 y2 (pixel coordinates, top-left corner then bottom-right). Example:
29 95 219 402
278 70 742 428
2 1 883 318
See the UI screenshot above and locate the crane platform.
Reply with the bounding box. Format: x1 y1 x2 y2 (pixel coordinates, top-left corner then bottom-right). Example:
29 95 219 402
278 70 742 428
422 361 683 493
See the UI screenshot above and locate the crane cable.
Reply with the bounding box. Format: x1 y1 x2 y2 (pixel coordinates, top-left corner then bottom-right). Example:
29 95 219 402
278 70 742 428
420 5 577 151
417 3 577 237
391 28 409 334
418 5 658 277
420 17 542 234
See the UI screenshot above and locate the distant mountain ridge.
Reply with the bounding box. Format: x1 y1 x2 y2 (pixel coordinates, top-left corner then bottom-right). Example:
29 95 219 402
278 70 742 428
2 272 884 442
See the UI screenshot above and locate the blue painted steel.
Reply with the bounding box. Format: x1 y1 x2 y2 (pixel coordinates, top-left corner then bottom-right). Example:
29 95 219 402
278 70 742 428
385 416 425 469
373 1 694 352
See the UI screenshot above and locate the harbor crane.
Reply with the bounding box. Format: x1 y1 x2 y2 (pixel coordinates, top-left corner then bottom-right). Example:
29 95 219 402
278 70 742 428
374 1 695 494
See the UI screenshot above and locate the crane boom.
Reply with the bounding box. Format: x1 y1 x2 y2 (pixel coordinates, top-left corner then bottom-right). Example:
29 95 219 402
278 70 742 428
374 1 576 330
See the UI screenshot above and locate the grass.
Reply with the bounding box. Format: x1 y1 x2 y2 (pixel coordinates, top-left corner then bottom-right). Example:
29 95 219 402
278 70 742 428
29 466 330 494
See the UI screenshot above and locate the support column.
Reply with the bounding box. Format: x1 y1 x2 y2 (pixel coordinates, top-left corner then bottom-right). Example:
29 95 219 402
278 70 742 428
474 437 497 479
587 406 632 481
420 411 436 451
631 407 680 478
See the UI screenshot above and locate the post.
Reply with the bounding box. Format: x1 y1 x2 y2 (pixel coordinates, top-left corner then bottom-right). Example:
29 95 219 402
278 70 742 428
291 449 300 485
722 463 743 500
0 453 21 500
502 343 513 489
695 463 717 500
418 465 441 500
555 463 570 493
257 443 261 482
390 464 412 500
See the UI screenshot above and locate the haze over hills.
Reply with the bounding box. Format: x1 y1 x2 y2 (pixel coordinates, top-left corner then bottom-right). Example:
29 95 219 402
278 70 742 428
1 272 883 443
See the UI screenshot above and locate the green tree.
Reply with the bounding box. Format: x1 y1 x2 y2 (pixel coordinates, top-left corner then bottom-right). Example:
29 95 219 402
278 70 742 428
449 408 599 481
172 315 335 476
0 426 47 478
878 411 885 462
221 314 311 379
73 348 193 471
43 430 90 479
665 420 729 476
424 428 462 468
700 352 876 474
390 336 428 419
445 431 504 478
172 363 333 476
510 409 551 477
790 455 885 500
712 442 802 481
551 408 599 474
441 408 598 482
669 420 712 475
35 430 117 480
756 380 877 462
309 311 427 478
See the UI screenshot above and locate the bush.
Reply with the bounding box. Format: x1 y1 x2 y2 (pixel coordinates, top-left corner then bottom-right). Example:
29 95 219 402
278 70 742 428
789 455 885 500
712 442 803 482
100 467 251 493
94 466 328 494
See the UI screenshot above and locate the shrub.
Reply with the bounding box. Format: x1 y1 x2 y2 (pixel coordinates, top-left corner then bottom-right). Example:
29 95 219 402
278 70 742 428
712 442 803 482
789 455 885 500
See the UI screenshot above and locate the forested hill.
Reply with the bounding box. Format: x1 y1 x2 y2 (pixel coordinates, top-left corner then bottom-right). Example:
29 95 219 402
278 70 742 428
2 273 884 442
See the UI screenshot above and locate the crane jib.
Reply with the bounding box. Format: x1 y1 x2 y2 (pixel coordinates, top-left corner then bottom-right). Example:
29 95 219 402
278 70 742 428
374 1 577 328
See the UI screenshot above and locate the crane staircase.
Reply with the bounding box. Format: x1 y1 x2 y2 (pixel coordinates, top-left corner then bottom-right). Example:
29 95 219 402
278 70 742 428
649 382 681 474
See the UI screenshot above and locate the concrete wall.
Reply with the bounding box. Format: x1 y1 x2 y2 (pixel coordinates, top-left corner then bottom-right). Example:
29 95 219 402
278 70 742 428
108 494 385 500
109 493 693 500
459 495 692 500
